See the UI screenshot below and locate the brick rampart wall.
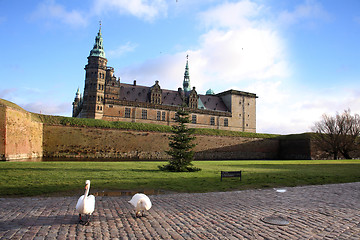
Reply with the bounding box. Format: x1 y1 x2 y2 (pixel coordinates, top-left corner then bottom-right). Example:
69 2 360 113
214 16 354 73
0 103 318 161
42 125 279 160
0 105 43 160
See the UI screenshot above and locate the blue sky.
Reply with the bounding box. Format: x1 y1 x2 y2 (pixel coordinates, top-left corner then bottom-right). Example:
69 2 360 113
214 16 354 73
1 0 360 134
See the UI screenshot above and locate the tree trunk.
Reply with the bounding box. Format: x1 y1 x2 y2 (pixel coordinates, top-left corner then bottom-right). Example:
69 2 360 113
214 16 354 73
341 150 352 159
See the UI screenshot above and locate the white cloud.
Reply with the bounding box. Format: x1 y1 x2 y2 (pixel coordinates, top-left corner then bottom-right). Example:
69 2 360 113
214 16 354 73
277 0 331 28
120 0 289 93
93 0 168 22
119 53 186 89
254 81 360 134
21 101 71 116
107 42 137 58
198 0 262 30
0 88 17 99
114 0 357 135
31 0 87 27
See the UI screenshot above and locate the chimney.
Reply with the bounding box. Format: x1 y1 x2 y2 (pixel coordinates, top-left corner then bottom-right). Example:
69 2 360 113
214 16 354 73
133 80 136 86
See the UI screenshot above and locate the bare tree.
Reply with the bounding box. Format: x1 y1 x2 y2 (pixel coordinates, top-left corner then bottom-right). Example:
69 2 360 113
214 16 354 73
312 109 360 159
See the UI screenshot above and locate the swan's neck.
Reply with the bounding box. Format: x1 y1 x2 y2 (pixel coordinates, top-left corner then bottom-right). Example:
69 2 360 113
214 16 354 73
84 184 90 201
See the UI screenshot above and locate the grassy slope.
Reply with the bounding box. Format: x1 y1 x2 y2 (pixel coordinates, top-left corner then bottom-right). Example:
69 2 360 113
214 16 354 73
1 160 359 197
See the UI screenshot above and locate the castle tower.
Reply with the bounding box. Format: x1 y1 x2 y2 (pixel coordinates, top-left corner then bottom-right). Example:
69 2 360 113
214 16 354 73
72 87 81 117
81 24 107 119
183 55 191 93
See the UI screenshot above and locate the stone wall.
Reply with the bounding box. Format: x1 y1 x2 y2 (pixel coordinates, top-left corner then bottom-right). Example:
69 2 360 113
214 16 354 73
42 125 279 160
0 105 43 160
278 139 312 160
0 106 6 158
0 101 318 161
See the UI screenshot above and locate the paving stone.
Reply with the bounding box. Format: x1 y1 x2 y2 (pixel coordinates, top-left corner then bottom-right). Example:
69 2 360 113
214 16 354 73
0 182 359 239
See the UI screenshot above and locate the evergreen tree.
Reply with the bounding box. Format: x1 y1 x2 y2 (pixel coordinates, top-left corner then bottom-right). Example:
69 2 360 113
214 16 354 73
159 108 200 172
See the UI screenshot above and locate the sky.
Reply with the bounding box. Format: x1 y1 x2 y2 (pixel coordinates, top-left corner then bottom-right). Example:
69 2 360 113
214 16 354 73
1 0 360 134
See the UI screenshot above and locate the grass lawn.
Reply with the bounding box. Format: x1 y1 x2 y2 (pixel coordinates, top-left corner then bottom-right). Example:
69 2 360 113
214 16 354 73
0 160 359 197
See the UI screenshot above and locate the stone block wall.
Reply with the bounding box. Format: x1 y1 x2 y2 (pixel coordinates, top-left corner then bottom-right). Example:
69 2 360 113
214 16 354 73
1 101 319 161
0 105 43 160
42 125 279 160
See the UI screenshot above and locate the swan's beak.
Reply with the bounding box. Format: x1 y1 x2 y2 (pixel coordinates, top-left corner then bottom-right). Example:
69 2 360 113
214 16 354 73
85 184 88 190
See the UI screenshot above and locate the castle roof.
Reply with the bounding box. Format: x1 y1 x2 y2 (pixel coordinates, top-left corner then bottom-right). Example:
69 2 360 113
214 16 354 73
118 81 229 112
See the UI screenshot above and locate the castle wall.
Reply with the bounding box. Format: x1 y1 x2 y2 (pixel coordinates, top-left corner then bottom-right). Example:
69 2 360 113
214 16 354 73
0 105 43 160
42 125 279 160
0 106 6 158
0 102 315 161
103 103 243 131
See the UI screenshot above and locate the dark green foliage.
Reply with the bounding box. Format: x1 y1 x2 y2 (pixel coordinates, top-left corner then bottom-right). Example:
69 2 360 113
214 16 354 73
159 108 201 172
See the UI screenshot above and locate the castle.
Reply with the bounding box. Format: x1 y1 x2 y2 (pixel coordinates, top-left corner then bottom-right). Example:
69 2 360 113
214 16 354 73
72 27 257 132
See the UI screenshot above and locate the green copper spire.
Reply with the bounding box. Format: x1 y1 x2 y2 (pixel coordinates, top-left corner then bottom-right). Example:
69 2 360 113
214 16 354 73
89 21 106 58
183 55 191 92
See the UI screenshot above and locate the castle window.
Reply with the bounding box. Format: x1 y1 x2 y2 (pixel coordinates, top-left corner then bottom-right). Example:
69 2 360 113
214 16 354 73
174 113 179 121
192 115 197 124
125 108 131 118
142 109 147 119
224 118 228 127
210 117 215 126
157 111 161 120
162 112 166 121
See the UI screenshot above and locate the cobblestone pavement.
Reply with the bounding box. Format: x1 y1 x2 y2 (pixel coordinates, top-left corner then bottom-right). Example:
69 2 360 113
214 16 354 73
0 182 359 240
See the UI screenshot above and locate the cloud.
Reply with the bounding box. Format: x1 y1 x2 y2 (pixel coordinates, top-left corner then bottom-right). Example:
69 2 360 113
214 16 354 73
0 88 18 99
31 0 87 27
198 0 263 30
21 101 71 116
254 80 360 134
93 0 168 22
107 42 137 58
119 53 186 89
114 0 356 135
277 0 331 28
120 0 289 93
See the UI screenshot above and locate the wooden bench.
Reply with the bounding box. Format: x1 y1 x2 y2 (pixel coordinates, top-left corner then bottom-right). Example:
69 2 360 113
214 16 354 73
221 171 242 181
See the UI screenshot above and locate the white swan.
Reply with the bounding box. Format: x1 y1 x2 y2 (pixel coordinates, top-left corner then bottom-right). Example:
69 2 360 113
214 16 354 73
76 180 95 225
128 193 152 217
